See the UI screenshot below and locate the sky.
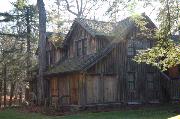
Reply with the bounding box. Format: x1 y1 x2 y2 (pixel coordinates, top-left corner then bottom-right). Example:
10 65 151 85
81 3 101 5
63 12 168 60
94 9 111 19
0 0 160 31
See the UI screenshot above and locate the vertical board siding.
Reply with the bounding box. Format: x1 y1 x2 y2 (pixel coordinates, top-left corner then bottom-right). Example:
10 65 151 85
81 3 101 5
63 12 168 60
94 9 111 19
86 76 100 104
169 80 180 100
103 75 118 102
47 22 180 106
86 75 117 104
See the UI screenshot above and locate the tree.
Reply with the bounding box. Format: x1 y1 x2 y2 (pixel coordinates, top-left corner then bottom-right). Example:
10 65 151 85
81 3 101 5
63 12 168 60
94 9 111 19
0 0 38 107
55 0 100 18
37 0 47 105
133 0 180 71
106 0 180 71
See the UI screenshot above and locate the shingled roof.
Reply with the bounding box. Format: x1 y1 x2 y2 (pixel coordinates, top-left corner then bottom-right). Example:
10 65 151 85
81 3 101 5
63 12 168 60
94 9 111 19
46 43 116 75
46 14 156 75
75 18 116 36
63 18 117 45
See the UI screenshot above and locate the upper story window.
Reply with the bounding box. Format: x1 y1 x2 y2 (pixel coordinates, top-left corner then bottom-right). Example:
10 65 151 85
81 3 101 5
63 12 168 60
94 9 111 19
127 40 135 56
83 38 87 55
76 40 82 56
76 38 87 56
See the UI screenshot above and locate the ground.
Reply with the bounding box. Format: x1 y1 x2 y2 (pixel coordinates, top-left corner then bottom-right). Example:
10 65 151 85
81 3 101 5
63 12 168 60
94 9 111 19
0 104 179 119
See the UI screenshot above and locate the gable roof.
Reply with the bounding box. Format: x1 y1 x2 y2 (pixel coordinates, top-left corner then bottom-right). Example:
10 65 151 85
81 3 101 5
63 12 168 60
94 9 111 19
46 14 157 75
75 18 116 36
63 18 116 45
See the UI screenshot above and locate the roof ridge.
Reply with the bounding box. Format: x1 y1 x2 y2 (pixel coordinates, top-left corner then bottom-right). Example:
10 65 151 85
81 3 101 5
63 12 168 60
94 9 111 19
75 18 115 24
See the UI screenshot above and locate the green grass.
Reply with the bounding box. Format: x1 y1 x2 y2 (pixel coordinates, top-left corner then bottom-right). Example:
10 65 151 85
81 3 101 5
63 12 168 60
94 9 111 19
0 106 178 119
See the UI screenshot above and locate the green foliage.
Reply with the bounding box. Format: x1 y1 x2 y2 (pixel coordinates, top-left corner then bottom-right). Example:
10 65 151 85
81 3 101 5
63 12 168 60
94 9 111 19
107 0 180 71
133 0 180 71
134 39 180 71
14 0 27 10
0 0 39 100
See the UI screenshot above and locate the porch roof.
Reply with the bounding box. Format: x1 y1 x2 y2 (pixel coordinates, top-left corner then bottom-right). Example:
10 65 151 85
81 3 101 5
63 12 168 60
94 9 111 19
46 43 116 75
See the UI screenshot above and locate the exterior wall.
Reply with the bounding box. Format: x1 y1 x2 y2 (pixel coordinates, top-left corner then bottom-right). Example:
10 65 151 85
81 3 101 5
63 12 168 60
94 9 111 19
125 29 162 103
168 66 180 79
168 80 180 100
85 74 118 104
48 24 180 106
46 41 65 67
67 24 94 58
49 73 85 105
66 24 110 58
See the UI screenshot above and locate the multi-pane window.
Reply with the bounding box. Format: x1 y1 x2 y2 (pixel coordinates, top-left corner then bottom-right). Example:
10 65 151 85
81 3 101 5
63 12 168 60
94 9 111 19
147 73 154 90
127 40 135 56
76 40 82 56
127 73 136 90
83 38 87 55
76 38 87 56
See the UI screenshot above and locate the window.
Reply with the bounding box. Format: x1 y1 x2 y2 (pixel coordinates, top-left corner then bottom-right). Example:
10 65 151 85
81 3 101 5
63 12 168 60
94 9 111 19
76 38 87 56
83 38 87 55
127 41 135 56
147 73 154 89
127 73 136 90
76 40 82 56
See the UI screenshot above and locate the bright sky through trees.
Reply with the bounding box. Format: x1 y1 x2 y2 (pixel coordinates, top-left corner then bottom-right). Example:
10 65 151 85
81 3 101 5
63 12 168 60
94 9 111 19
0 0 160 28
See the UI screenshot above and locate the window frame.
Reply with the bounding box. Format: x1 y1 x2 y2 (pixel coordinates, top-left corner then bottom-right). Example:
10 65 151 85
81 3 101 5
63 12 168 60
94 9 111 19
127 40 136 57
147 73 154 90
76 38 87 56
127 73 136 91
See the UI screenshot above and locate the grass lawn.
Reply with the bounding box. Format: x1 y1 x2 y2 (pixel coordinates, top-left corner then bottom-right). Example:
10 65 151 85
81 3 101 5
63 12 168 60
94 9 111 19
0 105 179 119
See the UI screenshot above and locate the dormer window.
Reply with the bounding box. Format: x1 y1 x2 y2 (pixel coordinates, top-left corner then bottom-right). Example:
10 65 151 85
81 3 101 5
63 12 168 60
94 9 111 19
83 38 87 55
76 40 82 56
76 38 87 56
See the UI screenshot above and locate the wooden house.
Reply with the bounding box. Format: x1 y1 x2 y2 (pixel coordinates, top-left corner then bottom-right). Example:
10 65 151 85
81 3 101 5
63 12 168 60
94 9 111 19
43 14 180 107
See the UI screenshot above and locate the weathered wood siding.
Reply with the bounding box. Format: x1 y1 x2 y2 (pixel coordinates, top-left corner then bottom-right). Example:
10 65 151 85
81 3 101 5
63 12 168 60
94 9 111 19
85 75 118 104
125 29 162 103
168 66 180 79
47 20 180 106
66 24 110 58
49 73 86 105
46 41 65 67
167 80 180 101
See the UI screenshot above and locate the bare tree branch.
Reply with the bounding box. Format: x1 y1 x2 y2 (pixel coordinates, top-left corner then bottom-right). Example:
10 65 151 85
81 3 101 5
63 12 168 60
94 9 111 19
75 0 80 13
80 0 83 15
64 0 79 16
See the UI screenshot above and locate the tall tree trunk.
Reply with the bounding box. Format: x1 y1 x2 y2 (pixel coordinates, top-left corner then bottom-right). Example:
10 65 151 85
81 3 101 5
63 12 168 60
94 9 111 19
3 64 7 107
0 79 2 108
9 82 15 107
26 6 31 82
37 0 47 105
19 87 22 105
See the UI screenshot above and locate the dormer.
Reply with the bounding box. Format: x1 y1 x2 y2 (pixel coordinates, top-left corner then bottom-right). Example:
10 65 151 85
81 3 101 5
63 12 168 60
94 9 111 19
46 32 66 67
63 18 116 58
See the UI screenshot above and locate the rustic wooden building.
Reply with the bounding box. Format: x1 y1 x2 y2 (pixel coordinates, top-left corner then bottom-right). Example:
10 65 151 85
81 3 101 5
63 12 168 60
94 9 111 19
43 14 180 107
